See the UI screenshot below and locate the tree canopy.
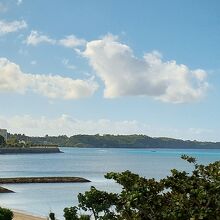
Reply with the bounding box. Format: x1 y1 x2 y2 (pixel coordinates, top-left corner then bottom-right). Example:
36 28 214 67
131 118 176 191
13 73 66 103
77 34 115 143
8 133 220 149
0 135 5 147
0 207 13 220
62 155 220 220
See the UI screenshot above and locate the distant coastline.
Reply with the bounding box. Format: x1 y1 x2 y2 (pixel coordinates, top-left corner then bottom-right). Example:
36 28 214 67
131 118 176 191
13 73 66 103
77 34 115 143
4 133 220 149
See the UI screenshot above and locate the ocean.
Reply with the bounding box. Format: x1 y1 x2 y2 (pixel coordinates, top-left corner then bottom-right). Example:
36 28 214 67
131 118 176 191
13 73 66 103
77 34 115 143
0 147 219 219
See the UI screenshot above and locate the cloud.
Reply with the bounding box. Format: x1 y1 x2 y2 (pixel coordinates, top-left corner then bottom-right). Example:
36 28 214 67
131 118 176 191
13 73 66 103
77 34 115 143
83 34 208 103
62 58 76 70
59 35 86 48
0 114 217 141
23 32 209 103
0 20 27 35
17 0 23 5
30 60 37 65
26 30 56 46
0 114 149 136
0 58 98 99
26 32 86 48
0 3 7 12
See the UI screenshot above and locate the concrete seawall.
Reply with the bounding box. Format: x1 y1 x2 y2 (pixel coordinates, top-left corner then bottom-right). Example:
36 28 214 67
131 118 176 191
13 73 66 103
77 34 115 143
0 147 62 154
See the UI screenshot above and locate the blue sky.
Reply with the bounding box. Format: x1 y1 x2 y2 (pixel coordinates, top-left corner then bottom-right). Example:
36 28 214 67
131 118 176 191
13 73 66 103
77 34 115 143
0 0 220 141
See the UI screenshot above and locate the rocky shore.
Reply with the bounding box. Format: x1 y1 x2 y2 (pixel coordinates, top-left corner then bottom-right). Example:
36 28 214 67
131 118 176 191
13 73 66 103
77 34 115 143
0 186 14 193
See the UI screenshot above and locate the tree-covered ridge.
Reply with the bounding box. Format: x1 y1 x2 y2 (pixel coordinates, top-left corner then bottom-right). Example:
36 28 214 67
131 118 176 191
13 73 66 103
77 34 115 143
6 133 220 149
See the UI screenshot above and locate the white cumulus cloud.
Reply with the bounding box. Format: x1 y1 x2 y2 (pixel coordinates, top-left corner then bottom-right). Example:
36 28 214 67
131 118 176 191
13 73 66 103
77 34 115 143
0 114 217 141
0 58 98 99
59 35 86 48
0 20 27 35
26 31 86 48
0 114 149 136
26 30 56 46
62 58 76 70
83 35 208 103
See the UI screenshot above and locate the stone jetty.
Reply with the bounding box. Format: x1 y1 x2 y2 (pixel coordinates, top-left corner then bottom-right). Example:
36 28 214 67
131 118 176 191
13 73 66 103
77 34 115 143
0 176 90 184
0 186 14 193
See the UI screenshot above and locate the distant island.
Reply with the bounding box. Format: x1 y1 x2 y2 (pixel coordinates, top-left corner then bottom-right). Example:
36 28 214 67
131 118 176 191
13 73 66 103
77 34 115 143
3 133 220 149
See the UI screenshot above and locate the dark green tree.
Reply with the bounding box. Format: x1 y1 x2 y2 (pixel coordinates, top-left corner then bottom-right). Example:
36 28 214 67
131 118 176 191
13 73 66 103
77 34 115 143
63 207 91 220
64 155 220 220
49 212 55 220
78 186 118 220
63 207 78 220
0 135 5 147
0 207 13 220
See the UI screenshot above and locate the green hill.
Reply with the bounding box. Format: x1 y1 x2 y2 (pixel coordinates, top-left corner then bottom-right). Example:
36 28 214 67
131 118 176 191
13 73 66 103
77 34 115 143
6 133 220 149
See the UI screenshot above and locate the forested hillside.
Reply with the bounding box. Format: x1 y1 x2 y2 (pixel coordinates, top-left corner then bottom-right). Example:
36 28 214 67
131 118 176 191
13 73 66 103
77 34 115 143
6 134 220 149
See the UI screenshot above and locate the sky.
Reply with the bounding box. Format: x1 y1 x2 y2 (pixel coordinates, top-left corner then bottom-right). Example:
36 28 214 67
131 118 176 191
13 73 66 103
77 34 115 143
0 0 220 141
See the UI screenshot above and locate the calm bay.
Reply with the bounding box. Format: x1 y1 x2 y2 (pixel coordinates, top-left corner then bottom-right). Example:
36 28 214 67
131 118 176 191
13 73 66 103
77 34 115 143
0 147 219 219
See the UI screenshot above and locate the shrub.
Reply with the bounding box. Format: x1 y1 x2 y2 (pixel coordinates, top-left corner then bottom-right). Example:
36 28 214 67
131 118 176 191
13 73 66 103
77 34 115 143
49 212 55 220
63 207 78 220
0 207 13 220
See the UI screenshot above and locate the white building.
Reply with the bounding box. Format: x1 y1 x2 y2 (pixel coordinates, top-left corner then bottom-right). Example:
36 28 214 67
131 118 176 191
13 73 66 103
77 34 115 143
0 129 7 141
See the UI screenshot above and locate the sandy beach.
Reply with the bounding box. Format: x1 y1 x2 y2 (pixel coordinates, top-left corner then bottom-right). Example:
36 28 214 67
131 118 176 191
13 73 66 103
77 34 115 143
13 211 47 220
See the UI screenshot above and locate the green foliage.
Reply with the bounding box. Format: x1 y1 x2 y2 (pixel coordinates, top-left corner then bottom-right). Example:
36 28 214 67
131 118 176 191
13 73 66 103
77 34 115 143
78 214 90 220
64 156 220 220
163 157 220 219
78 186 118 220
49 212 55 220
0 135 5 147
63 207 79 220
0 207 13 220
63 206 91 220
7 133 220 149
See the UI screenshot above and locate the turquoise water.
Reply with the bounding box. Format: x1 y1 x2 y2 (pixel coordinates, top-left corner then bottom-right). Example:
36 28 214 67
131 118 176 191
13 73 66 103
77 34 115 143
0 147 219 219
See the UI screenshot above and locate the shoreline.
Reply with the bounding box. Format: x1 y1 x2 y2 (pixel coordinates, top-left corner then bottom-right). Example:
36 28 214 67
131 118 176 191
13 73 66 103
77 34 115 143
13 210 47 220
0 206 47 220
59 146 220 149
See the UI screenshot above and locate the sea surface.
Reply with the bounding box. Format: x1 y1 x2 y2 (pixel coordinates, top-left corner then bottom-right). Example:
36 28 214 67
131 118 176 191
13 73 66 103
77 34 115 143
0 147 220 219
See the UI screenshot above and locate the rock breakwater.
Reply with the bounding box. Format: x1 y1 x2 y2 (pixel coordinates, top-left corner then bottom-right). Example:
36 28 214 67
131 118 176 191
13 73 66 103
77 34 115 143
0 176 90 184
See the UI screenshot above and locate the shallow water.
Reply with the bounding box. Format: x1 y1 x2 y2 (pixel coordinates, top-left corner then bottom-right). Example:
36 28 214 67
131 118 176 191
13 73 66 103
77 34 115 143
0 147 219 219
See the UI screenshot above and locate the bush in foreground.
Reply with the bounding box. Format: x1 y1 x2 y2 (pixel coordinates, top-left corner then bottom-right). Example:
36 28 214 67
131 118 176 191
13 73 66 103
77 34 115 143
62 155 220 220
0 207 13 220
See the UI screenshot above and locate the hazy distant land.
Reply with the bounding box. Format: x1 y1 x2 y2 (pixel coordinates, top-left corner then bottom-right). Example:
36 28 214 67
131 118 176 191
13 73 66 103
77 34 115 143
7 134 220 149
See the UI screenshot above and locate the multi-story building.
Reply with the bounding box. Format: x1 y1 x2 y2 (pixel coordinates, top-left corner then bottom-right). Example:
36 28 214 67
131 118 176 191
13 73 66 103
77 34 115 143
0 129 7 141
